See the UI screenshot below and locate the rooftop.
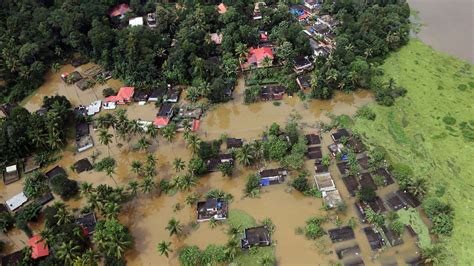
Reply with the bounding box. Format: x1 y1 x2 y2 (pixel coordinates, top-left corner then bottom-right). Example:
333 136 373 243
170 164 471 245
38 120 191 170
74 158 93 173
241 226 271 249
28 235 49 259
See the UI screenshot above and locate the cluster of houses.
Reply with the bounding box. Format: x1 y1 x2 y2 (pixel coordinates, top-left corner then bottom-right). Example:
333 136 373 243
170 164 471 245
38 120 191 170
1 161 97 263
327 128 421 259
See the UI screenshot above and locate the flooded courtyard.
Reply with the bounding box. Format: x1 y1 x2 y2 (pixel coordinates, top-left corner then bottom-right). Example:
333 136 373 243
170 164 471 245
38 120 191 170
1 65 423 265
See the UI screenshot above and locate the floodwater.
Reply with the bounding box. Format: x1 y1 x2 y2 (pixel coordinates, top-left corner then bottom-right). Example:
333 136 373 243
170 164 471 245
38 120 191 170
409 0 474 64
2 65 422 265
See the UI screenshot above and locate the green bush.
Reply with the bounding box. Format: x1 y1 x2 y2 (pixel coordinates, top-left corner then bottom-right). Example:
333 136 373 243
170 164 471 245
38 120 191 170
50 174 79 200
245 174 261 197
0 212 15 232
188 157 207 176
23 172 49 198
291 174 310 193
356 187 376 202
356 106 376 120
179 245 202 266
304 217 327 240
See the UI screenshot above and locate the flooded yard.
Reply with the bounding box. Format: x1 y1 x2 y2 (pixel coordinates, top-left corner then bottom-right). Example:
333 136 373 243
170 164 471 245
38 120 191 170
1 65 423 265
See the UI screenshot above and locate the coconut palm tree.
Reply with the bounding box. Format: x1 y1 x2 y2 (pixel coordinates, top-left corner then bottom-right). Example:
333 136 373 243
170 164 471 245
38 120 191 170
130 160 142 176
165 218 182 237
156 241 173 258
137 137 151 152
408 177 427 198
51 62 61 73
74 248 99 266
54 204 73 226
57 240 81 264
80 182 94 197
129 119 142 136
173 158 185 173
141 176 156 194
146 123 159 143
161 124 177 142
421 244 446 265
185 133 201 154
128 181 139 198
105 164 117 185
235 43 248 62
98 129 113 156
103 202 121 219
237 144 254 166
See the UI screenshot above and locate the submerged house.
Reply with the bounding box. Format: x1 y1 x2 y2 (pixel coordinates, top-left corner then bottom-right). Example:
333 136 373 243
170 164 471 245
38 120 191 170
133 91 149 105
304 0 323 10
328 226 355 243
210 33 223 45
74 158 93 174
259 168 287 186
294 56 313 73
305 134 321 146
306 146 322 160
314 173 336 192
207 154 234 172
323 189 343 208
76 212 97 236
61 71 83 84
147 13 157 28
242 47 274 69
331 128 350 143
386 192 408 211
336 245 360 259
45 166 67 179
164 87 181 103
196 198 228 222
217 3 227 14
6 192 28 212
3 165 20 185
76 121 93 153
109 3 131 19
241 226 271 249
154 103 174 128
28 235 49 259
363 227 385 251
227 138 244 149
342 175 359 197
148 88 166 102
104 87 135 105
24 157 40 174
297 75 312 90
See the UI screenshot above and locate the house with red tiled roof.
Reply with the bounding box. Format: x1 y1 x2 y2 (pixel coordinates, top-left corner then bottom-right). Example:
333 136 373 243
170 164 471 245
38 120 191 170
109 3 131 18
104 87 135 105
28 235 49 259
217 3 227 14
153 117 170 128
242 47 274 69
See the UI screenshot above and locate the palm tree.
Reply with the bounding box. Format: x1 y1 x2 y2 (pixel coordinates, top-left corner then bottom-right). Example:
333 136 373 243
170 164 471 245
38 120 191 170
98 129 113 156
39 228 55 247
161 124 177 142
421 244 446 265
185 133 201 154
103 202 120 219
237 144 254 166
57 240 81 264
156 241 173 258
141 176 156 194
173 158 185 173
54 203 73 226
130 160 143 176
261 56 272 68
80 182 94 197
74 248 99 266
129 119 142 136
128 181 139 198
137 137 151 152
146 123 159 143
235 43 248 62
408 177 427 198
224 238 240 261
165 218 182 237
105 165 117 185
251 141 264 162
51 62 61 73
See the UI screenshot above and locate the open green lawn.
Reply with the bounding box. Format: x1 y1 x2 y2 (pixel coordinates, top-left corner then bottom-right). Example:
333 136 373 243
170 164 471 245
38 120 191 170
398 208 431 249
352 40 473 264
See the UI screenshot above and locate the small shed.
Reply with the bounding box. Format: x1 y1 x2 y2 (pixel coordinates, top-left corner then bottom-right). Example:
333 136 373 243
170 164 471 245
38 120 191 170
328 226 355 243
296 75 311 90
363 227 385 251
306 146 322 160
323 190 343 208
305 134 321 146
314 162 329 174
76 136 94 153
342 175 359 197
336 245 360 259
331 128 350 142
34 193 54 206
87 100 102 116
241 226 271 249
76 212 97 236
74 158 93 173
28 235 49 259
3 165 20 184
314 173 335 192
45 166 67 179
227 138 243 149
6 192 28 211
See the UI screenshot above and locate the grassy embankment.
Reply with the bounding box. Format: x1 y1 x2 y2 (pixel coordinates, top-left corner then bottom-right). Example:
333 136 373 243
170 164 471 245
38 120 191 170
352 40 473 263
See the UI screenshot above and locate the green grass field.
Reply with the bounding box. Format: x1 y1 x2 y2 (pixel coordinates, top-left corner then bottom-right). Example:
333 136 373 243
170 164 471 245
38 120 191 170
352 40 474 264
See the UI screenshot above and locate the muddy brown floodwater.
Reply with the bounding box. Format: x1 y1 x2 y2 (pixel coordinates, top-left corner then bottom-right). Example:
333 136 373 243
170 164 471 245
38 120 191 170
1 65 421 265
409 0 474 64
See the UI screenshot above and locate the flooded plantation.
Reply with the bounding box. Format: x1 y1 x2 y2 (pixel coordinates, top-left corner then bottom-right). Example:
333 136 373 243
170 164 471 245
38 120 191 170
1 65 425 265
